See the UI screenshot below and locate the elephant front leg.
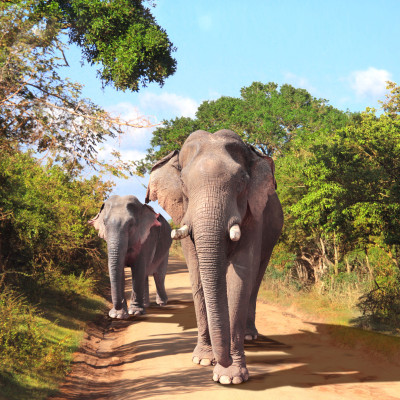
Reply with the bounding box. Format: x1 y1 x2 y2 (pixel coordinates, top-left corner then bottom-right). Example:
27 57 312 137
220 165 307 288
182 238 214 366
109 266 129 319
212 262 253 384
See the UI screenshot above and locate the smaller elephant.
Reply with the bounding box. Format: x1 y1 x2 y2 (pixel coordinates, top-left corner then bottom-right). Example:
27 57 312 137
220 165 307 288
89 195 172 319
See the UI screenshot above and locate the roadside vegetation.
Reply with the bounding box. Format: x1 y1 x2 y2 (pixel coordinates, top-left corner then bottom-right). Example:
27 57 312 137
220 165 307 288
0 149 111 399
1 0 399 398
0 1 176 398
141 81 400 336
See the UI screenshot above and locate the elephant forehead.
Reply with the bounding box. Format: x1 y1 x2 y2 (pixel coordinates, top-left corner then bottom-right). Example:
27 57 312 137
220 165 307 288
198 157 223 171
190 156 243 182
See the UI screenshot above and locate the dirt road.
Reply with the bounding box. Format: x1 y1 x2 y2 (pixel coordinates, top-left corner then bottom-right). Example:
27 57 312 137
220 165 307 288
52 256 400 400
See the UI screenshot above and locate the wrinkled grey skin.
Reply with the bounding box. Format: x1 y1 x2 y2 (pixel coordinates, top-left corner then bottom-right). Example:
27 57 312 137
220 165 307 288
89 195 172 319
146 130 283 384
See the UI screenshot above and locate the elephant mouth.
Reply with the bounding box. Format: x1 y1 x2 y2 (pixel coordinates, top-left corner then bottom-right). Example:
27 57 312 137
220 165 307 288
171 222 242 242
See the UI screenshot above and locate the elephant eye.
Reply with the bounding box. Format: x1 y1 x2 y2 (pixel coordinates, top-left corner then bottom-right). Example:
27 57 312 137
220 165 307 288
237 172 250 193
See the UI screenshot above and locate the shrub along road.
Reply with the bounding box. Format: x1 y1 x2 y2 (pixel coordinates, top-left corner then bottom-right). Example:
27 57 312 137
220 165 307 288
50 256 400 400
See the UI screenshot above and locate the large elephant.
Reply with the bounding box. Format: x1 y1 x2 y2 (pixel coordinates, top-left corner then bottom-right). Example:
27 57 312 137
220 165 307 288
89 195 172 319
146 129 283 384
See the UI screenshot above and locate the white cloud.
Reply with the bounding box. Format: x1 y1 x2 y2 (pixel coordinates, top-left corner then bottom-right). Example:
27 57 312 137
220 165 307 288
283 72 317 94
349 67 391 99
96 142 147 163
138 92 199 119
95 91 199 173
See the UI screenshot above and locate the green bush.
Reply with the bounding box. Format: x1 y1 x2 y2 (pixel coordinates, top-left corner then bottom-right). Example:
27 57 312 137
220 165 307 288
0 289 67 377
0 148 111 396
0 149 110 291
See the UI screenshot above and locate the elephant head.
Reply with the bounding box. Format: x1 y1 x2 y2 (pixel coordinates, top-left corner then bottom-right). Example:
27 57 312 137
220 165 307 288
89 195 161 318
146 129 277 365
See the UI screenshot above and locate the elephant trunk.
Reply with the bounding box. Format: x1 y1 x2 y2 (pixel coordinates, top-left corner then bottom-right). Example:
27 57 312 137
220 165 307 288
192 201 232 368
107 231 128 311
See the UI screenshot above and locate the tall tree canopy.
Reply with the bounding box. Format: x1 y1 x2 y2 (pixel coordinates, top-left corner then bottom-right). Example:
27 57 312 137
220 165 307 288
137 81 351 174
275 82 400 278
138 80 399 279
0 0 176 175
38 0 177 91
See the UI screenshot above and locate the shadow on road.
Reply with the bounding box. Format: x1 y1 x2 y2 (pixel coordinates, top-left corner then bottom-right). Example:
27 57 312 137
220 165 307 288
54 304 400 400
51 257 400 399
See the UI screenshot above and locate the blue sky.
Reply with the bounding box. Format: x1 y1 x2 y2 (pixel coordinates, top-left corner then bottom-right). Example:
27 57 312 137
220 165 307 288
63 0 400 216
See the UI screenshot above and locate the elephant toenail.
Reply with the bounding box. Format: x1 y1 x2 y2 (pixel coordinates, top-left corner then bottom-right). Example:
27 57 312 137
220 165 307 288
232 377 243 384
200 359 211 366
213 373 219 382
192 356 200 364
219 376 232 384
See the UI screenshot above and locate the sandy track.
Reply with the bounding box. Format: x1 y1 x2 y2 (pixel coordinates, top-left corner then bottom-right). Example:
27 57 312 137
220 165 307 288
51 256 400 400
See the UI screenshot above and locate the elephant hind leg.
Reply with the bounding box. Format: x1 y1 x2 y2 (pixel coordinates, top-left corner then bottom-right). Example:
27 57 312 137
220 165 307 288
245 257 272 340
153 258 168 306
144 276 150 308
245 288 258 341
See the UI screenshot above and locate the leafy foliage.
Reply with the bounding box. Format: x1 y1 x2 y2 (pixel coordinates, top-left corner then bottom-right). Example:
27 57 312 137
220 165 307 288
37 0 177 91
0 148 110 287
0 1 175 395
0 288 67 377
141 79 400 329
0 0 162 176
0 148 110 396
137 81 350 174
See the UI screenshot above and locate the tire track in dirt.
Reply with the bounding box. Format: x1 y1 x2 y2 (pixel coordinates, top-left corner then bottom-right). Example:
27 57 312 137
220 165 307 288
51 256 400 400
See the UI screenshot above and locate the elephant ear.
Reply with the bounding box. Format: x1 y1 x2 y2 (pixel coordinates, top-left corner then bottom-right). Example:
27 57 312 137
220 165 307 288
132 203 162 246
247 148 277 218
145 150 184 224
88 203 107 240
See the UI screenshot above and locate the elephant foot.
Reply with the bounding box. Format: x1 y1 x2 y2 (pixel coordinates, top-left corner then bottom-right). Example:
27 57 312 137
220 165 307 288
212 363 249 385
192 344 214 366
109 308 129 319
245 326 258 341
156 295 168 307
128 305 146 316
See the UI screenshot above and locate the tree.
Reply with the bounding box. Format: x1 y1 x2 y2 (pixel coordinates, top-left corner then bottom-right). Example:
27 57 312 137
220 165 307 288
282 82 400 276
138 81 350 173
0 0 175 175
38 0 177 91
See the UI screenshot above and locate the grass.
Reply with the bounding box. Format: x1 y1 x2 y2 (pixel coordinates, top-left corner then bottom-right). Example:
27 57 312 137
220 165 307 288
169 241 185 260
258 283 360 326
0 274 108 400
258 276 400 366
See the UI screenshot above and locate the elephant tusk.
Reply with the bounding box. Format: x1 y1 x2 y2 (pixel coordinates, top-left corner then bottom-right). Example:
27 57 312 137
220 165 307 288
229 224 241 241
171 225 189 240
